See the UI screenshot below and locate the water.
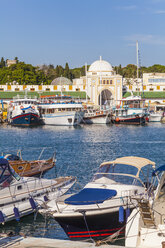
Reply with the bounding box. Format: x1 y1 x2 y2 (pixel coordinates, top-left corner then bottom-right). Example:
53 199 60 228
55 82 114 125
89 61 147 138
0 123 165 240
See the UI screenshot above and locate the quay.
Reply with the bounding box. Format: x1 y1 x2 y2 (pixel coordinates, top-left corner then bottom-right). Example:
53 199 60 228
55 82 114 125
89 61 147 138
0 235 125 248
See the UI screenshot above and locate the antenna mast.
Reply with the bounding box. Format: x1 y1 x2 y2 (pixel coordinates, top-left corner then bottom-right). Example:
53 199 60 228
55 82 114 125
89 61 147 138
85 63 88 103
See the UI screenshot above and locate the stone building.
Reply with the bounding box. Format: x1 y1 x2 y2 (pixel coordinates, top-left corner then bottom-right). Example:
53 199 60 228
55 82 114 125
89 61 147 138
73 57 123 106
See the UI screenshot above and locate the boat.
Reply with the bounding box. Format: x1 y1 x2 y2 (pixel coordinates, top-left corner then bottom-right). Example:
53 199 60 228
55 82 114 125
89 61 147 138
38 95 84 126
82 105 111 124
39 156 155 241
7 96 43 126
111 96 149 125
2 149 56 177
149 111 163 122
0 158 76 224
125 164 165 248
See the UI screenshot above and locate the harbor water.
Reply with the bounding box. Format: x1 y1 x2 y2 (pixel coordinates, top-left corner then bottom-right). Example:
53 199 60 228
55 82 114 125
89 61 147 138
0 123 165 241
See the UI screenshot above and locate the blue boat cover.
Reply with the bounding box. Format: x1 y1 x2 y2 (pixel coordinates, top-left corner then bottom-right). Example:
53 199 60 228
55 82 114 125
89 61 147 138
152 164 165 176
64 188 117 205
0 158 9 166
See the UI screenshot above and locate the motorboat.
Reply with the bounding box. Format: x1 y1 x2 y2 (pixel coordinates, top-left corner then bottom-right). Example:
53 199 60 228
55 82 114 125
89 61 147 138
39 156 155 241
149 111 163 122
111 96 149 125
0 158 76 224
38 95 84 126
82 105 111 124
125 164 165 248
7 96 43 126
2 149 56 177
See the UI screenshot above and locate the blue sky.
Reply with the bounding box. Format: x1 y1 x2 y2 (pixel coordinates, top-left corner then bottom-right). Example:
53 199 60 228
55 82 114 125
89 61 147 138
1 0 165 68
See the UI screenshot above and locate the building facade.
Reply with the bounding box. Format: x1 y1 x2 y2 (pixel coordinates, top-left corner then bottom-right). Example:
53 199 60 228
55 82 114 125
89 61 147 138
73 57 123 106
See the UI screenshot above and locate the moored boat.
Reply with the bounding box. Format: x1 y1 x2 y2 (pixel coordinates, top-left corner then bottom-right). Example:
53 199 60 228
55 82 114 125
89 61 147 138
0 158 76 224
111 96 149 125
38 95 84 126
125 164 165 248
149 111 163 122
39 156 156 241
83 105 111 124
3 149 56 177
7 96 42 126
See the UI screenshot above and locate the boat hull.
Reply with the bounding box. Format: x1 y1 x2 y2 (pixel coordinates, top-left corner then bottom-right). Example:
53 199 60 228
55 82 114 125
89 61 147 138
11 113 41 126
55 209 128 241
112 116 146 125
83 114 111 124
42 111 83 126
149 114 162 122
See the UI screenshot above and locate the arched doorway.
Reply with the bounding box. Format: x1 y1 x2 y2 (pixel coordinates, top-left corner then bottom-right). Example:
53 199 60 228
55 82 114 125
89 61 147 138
98 89 113 106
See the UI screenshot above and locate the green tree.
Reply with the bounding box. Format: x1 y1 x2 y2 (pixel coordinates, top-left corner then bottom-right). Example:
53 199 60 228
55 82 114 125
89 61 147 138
0 57 6 68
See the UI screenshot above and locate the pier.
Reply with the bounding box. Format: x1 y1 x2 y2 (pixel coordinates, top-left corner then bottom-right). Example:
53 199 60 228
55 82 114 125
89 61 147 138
0 235 125 248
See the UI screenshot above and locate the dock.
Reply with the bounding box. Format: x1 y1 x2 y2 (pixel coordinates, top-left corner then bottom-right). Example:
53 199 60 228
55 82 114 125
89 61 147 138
0 235 125 248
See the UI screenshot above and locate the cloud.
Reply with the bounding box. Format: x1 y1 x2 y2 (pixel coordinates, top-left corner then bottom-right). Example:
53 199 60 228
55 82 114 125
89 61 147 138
116 5 137 11
124 34 165 46
154 10 165 14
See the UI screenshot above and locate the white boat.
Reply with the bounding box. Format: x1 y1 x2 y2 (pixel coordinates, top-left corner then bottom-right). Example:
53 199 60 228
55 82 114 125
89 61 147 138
125 164 165 248
83 105 111 124
0 158 76 224
149 111 163 122
39 156 155 241
8 96 42 126
38 95 84 126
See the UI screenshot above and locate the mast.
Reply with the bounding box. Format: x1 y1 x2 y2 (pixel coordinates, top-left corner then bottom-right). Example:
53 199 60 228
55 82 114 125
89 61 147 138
85 63 88 103
60 75 62 99
100 56 102 110
136 40 139 80
136 41 140 96
136 41 144 104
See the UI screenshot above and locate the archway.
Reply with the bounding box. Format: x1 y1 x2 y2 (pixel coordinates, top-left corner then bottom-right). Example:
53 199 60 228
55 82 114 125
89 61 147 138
98 89 113 106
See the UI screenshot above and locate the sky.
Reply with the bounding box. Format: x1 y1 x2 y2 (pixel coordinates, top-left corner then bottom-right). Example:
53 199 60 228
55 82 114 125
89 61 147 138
1 0 165 68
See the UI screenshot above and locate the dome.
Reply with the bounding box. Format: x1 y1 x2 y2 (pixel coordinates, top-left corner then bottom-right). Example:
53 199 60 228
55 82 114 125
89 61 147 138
89 58 113 72
51 77 72 85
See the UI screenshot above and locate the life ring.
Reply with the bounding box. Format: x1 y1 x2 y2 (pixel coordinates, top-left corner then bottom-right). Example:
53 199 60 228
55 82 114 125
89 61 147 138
32 106 35 109
115 117 120 122
20 106 24 109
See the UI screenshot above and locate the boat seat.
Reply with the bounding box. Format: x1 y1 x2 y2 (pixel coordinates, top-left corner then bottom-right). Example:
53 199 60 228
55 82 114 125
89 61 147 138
64 188 117 205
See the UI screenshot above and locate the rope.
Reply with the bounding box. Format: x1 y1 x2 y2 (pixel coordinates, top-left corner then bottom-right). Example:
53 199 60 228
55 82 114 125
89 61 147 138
81 211 95 244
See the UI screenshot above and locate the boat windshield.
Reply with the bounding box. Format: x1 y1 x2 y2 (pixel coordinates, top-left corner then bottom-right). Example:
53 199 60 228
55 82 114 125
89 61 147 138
0 159 20 188
93 163 143 186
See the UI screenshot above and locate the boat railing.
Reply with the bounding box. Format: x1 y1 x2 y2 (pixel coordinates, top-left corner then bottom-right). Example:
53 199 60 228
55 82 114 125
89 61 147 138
152 208 164 225
54 192 145 213
13 95 38 100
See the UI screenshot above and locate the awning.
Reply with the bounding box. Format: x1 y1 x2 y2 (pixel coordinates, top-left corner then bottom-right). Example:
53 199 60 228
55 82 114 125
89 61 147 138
64 188 117 205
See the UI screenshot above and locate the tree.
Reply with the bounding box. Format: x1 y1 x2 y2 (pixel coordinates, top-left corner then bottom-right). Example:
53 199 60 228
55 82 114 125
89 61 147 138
14 57 19 64
0 57 6 68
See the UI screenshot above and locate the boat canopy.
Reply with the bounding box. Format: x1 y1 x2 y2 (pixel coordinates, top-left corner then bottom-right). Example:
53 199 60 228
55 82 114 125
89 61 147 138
64 188 117 205
100 156 155 171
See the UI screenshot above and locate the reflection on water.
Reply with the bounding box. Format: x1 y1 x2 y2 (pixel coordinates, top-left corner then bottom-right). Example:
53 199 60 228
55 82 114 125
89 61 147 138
0 123 165 241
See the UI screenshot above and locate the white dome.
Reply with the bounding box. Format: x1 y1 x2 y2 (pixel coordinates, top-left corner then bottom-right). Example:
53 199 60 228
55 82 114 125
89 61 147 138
89 59 113 72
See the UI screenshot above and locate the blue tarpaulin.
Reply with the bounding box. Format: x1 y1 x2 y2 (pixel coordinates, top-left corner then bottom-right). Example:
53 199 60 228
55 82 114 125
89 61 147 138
64 188 117 205
152 165 165 176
